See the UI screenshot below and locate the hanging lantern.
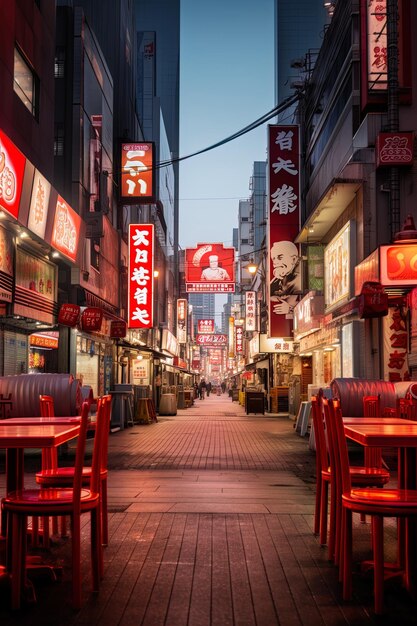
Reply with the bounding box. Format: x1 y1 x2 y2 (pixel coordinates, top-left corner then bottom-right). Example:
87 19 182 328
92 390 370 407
358 281 388 319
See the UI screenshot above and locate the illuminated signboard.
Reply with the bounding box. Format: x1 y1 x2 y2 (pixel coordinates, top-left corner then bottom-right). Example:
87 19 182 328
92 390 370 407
0 128 26 219
228 316 234 357
235 323 243 354
380 244 417 286
197 319 215 334
196 334 227 345
51 196 81 263
267 125 301 338
376 132 414 168
121 142 154 202
28 169 51 239
177 298 187 344
185 243 235 293
128 224 154 329
245 291 256 331
366 0 387 92
324 221 355 310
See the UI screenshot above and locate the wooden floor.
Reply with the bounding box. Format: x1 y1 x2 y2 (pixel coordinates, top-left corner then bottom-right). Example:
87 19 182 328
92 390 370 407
0 394 415 625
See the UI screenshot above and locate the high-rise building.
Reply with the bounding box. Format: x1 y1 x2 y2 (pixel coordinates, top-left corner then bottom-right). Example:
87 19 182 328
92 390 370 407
188 293 216 334
274 1 329 119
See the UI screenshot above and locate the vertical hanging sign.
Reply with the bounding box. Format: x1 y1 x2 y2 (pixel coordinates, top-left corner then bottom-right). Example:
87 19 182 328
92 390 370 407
267 125 301 338
228 316 235 358
245 291 257 331
128 224 154 328
177 298 187 344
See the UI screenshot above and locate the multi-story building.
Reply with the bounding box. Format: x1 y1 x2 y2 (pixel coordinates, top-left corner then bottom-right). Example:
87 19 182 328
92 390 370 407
274 0 329 119
294 0 417 393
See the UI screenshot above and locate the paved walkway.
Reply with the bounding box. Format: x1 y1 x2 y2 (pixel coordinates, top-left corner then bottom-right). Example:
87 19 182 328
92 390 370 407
0 393 415 624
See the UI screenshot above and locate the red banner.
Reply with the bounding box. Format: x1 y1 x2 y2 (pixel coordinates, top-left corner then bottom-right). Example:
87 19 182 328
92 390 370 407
267 125 301 337
58 303 80 327
197 319 215 334
81 307 103 332
128 224 154 328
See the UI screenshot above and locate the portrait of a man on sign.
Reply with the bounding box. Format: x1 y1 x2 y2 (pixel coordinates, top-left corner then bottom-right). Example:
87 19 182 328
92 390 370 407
270 240 301 316
200 255 231 281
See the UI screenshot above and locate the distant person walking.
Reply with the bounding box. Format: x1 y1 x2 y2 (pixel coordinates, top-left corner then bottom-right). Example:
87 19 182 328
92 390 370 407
207 381 212 396
221 381 226 394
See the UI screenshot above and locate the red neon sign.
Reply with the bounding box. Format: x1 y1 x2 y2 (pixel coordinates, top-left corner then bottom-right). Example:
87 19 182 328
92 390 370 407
51 196 81 263
0 128 26 219
380 244 417 285
128 224 154 328
121 142 154 202
185 243 235 293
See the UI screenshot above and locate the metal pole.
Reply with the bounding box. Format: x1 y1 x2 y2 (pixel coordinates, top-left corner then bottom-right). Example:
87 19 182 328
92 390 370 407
387 0 400 237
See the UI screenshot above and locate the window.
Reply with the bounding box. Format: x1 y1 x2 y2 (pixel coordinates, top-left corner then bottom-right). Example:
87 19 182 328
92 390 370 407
54 124 64 156
54 47 65 78
241 217 249 222
13 47 39 118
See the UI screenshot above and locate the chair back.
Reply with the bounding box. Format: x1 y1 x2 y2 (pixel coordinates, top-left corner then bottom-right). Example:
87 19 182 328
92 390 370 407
325 398 352 494
99 395 112 472
363 394 381 417
39 394 55 417
72 401 91 512
310 396 328 471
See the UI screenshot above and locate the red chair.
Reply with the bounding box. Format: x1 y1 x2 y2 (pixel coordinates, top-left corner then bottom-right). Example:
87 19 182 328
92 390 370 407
318 398 389 565
36 395 112 553
328 397 417 615
2 401 102 610
363 395 383 468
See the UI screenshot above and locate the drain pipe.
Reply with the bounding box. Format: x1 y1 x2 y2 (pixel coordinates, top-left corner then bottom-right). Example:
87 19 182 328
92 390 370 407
387 0 400 238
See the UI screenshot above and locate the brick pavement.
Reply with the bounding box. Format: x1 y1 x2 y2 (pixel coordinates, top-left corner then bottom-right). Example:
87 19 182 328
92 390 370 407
0 393 415 625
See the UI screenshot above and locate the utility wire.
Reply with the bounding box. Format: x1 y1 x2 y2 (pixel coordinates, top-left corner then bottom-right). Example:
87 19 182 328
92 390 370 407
156 93 300 170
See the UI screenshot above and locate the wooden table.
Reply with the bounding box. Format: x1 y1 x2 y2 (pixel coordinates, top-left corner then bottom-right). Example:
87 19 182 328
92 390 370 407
3 416 81 425
344 421 417 595
343 417 407 426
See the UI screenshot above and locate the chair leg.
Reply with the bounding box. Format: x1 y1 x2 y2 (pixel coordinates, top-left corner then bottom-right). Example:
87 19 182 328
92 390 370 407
314 473 322 535
11 513 26 610
91 507 102 586
342 508 353 601
319 479 328 545
372 516 385 615
328 482 337 561
101 477 108 547
70 514 82 610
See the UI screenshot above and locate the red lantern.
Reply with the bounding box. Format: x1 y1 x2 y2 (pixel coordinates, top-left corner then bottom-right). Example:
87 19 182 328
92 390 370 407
358 282 388 319
58 303 80 327
81 307 103 332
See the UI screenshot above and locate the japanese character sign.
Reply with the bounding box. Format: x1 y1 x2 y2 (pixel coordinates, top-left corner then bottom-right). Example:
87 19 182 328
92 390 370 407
51 196 81 263
121 143 154 202
128 224 154 329
245 291 257 332
383 304 409 382
366 0 387 91
0 128 26 219
28 170 51 239
58 303 80 327
267 125 300 338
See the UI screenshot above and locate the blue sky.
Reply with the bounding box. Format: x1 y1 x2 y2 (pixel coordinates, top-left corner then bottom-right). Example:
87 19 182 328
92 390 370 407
179 0 275 251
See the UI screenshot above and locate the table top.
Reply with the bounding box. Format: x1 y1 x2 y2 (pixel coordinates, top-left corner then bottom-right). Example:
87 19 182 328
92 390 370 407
3 416 82 425
0 423 80 448
343 417 406 425
344 422 417 448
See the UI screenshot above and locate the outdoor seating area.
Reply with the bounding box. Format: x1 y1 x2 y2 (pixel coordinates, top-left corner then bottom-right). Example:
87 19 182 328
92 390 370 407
0 391 112 611
309 379 417 615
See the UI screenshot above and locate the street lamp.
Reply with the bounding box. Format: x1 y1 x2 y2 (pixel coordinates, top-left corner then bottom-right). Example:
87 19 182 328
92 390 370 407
246 260 258 274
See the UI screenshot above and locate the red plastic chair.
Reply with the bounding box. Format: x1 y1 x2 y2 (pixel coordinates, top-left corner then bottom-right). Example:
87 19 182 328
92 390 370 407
320 398 390 565
36 395 112 553
328 397 417 615
2 401 102 610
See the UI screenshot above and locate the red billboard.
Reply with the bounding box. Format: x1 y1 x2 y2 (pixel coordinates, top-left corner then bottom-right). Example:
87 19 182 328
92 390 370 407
0 128 26 219
376 132 414 167
121 142 154 202
128 224 154 328
267 125 301 338
185 243 235 293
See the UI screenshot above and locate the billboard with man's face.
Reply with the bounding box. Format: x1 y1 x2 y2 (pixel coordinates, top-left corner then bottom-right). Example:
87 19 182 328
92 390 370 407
267 125 301 338
185 243 235 293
